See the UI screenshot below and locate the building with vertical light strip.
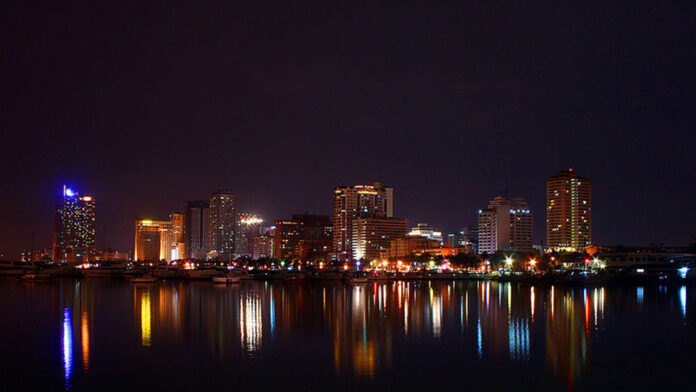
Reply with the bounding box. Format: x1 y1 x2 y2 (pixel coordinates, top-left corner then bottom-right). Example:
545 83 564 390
477 196 533 254
332 182 394 261
546 169 592 252
52 186 96 263
207 190 236 260
134 220 173 262
169 212 185 260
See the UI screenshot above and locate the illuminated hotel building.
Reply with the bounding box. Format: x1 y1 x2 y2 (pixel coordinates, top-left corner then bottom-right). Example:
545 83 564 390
184 200 209 259
546 169 592 252
207 190 237 260
332 182 394 261
477 196 533 254
351 217 408 261
134 220 173 261
53 186 96 262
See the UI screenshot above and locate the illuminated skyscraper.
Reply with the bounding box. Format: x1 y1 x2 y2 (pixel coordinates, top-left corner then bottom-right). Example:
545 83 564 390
184 200 209 260
134 220 173 261
207 190 237 260
53 186 96 262
236 213 263 257
169 212 185 260
332 182 394 261
546 169 592 252
477 196 533 254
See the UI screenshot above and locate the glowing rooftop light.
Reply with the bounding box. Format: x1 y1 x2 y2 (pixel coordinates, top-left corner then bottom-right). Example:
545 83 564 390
63 185 76 197
241 217 263 225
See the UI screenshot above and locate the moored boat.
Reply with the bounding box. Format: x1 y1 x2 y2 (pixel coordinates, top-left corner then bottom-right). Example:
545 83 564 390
344 272 369 284
186 267 224 280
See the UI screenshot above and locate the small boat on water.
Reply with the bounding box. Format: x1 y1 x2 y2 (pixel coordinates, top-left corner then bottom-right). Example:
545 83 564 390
130 275 158 283
212 275 241 284
344 272 369 284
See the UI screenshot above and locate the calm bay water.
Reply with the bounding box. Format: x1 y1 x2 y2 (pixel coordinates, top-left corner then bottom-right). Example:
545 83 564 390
0 278 693 391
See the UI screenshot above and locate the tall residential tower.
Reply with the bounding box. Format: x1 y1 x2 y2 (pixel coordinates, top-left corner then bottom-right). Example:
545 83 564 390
184 200 209 259
207 190 237 260
52 186 96 262
332 182 393 261
546 169 592 252
477 196 533 254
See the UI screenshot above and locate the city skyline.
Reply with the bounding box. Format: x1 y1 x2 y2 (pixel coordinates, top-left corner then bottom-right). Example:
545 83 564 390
0 165 692 260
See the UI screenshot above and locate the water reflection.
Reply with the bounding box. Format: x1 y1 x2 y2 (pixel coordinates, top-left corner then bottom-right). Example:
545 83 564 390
240 290 263 355
62 308 72 387
39 279 693 391
141 291 152 346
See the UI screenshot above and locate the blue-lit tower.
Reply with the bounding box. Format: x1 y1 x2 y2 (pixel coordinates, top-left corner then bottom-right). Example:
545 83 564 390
52 186 96 262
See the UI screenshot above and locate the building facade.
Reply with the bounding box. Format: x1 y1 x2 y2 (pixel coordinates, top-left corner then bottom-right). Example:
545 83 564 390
351 217 408 261
134 220 173 262
52 186 96 263
408 223 443 243
253 235 273 259
546 169 592 252
184 200 209 260
169 212 185 260
236 213 263 257
207 190 237 260
478 196 533 254
386 236 441 259
273 214 332 260
332 182 394 261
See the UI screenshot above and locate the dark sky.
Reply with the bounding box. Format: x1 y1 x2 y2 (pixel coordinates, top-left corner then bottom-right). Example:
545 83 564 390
1 1 695 258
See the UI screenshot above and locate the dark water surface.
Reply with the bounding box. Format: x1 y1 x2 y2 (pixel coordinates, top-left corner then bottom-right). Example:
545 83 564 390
1 278 694 391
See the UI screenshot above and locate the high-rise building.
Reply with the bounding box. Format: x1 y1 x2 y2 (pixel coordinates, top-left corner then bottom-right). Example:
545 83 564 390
184 200 209 260
236 213 263 257
53 186 96 263
351 217 408 261
169 212 185 260
134 220 173 262
546 169 592 252
332 182 394 261
273 214 332 260
477 196 533 254
207 190 237 260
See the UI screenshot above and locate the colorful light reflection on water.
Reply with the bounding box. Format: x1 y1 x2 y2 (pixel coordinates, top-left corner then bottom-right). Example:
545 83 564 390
1 279 694 391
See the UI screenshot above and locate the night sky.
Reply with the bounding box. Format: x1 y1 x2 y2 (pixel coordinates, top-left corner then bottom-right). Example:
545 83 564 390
1 1 695 258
